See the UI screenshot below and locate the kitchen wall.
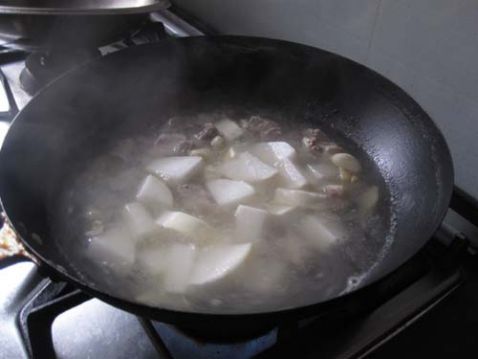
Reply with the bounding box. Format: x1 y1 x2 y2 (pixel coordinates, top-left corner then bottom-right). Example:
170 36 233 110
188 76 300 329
173 0 478 198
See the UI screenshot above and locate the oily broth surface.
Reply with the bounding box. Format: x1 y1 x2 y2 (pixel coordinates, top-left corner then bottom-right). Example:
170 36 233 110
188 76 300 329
53 113 390 314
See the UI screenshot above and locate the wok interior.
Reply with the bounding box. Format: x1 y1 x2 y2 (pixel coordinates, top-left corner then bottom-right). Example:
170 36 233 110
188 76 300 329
0 37 453 313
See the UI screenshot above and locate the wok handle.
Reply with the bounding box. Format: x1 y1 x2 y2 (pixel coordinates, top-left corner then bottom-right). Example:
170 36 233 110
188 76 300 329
0 215 33 269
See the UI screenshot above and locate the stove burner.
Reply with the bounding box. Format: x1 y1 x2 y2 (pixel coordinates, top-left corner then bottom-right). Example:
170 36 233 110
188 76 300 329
19 49 101 94
19 21 168 95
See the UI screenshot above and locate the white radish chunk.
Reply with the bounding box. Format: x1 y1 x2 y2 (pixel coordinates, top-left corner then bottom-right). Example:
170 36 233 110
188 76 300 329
136 243 170 275
156 211 217 241
357 186 379 212
215 119 244 141
331 153 361 173
122 202 157 241
206 179 255 207
203 165 222 180
266 204 296 216
162 243 196 293
251 141 296 165
307 163 339 181
218 152 277 183
299 215 345 251
273 188 326 208
189 243 252 286
234 205 268 242
87 225 134 266
147 156 203 184
276 158 308 188
136 175 173 208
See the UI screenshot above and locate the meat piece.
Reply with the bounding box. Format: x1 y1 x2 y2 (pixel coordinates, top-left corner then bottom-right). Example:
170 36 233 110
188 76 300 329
302 128 342 155
194 122 219 142
241 116 282 140
323 184 345 197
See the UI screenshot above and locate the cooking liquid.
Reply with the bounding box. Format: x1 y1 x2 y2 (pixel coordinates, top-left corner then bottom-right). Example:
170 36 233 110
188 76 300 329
53 113 390 314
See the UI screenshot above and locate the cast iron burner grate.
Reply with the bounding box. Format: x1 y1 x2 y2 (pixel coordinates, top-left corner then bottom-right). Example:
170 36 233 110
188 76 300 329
14 235 464 359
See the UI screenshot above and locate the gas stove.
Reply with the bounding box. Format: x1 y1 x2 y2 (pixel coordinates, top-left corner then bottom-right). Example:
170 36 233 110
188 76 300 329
0 8 477 359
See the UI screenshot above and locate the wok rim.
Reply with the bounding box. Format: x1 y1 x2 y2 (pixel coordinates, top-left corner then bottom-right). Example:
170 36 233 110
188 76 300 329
0 35 454 319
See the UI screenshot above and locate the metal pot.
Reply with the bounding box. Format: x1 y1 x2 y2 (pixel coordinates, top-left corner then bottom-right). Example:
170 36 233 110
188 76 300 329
0 0 170 50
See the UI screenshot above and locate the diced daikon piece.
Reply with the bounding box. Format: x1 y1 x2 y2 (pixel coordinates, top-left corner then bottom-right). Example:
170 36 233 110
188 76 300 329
162 243 196 293
276 158 308 188
206 179 255 207
147 156 203 184
122 202 157 241
357 186 379 212
306 163 339 181
331 153 362 173
88 225 135 266
266 203 296 216
189 243 252 286
136 243 170 275
215 119 244 141
203 165 222 180
218 152 277 182
234 205 268 242
251 141 296 165
156 211 217 241
273 188 326 208
136 175 173 208
299 215 345 251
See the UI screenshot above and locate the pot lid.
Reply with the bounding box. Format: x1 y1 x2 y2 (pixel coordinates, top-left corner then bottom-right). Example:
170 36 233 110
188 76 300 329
0 0 170 15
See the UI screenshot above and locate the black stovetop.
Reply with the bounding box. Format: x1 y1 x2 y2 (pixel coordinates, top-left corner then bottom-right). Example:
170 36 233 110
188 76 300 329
1 8 478 359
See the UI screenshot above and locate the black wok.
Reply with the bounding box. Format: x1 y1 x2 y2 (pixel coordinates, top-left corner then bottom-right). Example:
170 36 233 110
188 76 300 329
0 36 453 337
